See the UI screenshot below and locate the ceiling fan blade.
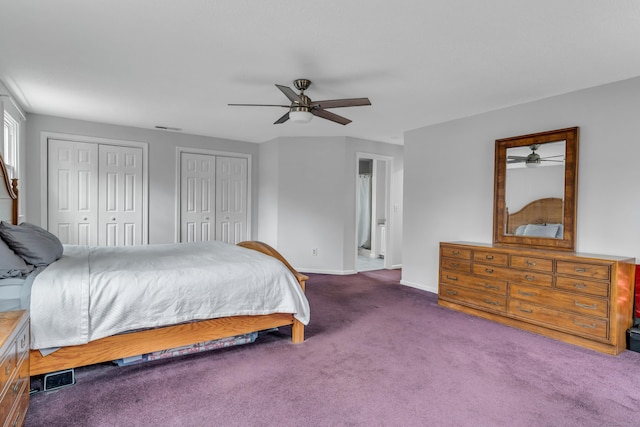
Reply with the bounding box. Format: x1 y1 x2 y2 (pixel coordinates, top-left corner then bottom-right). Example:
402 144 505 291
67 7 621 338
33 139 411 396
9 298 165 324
311 98 371 109
228 103 290 107
274 112 290 124
311 108 352 125
275 85 303 104
507 156 527 161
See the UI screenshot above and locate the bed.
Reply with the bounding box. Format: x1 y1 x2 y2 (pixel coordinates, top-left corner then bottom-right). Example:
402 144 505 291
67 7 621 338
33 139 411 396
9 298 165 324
0 154 309 376
505 197 564 238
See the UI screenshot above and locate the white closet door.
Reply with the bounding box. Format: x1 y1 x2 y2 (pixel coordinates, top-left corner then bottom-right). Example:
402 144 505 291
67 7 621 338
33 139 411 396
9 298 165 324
180 152 216 242
48 139 98 245
215 156 247 244
98 145 144 246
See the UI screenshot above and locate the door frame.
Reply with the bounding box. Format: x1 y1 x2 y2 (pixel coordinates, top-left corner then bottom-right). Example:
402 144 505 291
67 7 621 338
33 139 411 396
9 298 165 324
355 152 393 270
40 131 149 244
175 147 252 243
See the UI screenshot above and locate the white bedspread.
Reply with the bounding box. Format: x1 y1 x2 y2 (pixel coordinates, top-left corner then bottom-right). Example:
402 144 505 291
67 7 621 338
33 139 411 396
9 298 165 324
30 241 310 349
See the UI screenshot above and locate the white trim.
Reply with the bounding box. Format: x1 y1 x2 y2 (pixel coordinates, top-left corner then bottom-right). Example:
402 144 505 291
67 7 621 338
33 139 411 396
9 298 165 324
40 131 149 244
3 112 19 179
175 146 252 243
297 268 358 275
0 94 26 121
400 280 437 294
355 152 394 271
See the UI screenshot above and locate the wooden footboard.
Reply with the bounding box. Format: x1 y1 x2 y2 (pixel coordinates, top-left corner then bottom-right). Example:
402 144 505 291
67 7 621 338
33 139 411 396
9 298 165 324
30 241 308 376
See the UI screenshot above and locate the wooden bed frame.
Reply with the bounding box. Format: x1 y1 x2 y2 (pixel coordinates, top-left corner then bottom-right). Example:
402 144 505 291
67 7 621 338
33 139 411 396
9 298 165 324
0 155 307 376
505 197 563 234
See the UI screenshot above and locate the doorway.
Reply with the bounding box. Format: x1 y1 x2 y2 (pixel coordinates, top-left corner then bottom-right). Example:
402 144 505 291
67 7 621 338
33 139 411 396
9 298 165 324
356 153 392 272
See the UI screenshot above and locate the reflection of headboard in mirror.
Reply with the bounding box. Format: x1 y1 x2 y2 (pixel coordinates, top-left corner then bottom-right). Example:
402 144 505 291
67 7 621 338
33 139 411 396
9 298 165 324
505 197 563 234
0 154 19 225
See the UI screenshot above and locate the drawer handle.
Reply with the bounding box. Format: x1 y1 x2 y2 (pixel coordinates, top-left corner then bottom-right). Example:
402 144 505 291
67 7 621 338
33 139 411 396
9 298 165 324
451 263 459 268
452 250 460 256
517 290 535 297
484 283 499 290
485 255 494 260
20 335 26 348
11 412 20 427
445 275 458 281
574 320 596 329
525 260 536 266
446 290 458 296
5 363 10 375
574 301 597 310
516 307 533 314
12 381 19 395
485 268 494 274
483 299 501 306
524 275 536 281
574 267 588 273
574 283 587 289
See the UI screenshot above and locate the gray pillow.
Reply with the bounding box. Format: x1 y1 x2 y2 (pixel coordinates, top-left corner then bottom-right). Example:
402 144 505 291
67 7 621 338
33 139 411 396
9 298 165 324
20 222 64 250
523 223 560 238
0 236 33 278
0 221 63 266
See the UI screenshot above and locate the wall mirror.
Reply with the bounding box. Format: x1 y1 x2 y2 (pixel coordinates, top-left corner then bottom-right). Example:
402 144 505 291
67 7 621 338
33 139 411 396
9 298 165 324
493 127 579 251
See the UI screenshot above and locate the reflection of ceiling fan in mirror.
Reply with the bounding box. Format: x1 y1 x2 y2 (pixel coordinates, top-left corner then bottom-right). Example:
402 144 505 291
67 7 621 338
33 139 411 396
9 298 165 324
507 144 565 168
228 79 371 125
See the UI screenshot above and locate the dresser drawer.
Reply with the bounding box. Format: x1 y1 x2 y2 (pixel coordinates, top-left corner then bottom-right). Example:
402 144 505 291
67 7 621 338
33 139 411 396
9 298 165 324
3 374 28 427
472 264 553 287
440 271 507 294
555 276 609 297
440 258 471 273
509 255 553 272
15 324 28 366
440 284 506 312
556 261 611 281
509 300 609 340
440 245 471 260
473 251 508 266
510 283 608 318
0 344 17 397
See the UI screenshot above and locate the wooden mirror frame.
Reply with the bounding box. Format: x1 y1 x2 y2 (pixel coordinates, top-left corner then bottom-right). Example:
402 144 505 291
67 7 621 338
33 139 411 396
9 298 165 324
493 127 579 251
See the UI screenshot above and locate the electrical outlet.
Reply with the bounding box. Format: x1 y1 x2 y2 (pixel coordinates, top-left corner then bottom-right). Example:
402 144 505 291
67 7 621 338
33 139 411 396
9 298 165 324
312 248 318 256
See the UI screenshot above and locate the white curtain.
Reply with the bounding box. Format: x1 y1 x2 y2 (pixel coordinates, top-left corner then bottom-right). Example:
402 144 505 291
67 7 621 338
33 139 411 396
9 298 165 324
357 174 372 248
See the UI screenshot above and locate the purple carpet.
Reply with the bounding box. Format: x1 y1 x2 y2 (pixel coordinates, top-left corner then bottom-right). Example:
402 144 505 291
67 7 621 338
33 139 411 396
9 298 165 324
25 270 640 426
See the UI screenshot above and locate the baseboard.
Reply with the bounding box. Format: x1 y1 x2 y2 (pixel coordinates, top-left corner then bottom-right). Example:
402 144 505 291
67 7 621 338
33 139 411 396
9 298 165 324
400 280 437 294
298 268 358 275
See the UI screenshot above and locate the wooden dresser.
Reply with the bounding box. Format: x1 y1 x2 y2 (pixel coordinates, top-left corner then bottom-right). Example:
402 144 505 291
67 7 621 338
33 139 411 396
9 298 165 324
438 242 636 355
0 311 29 427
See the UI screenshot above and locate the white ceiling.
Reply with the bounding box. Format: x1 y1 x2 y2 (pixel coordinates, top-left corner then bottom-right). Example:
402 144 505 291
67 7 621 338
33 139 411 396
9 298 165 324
1 1 640 145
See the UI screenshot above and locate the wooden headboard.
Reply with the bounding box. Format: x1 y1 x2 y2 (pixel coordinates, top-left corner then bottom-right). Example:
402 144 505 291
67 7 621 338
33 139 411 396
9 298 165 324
0 153 18 225
505 197 563 234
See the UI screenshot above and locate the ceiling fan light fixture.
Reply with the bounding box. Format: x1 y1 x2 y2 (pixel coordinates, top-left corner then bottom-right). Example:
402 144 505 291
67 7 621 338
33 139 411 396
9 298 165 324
526 152 541 168
289 110 313 124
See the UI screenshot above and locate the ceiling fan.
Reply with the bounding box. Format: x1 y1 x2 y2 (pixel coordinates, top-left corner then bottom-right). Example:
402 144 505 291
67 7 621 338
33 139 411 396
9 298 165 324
228 79 371 125
507 144 565 168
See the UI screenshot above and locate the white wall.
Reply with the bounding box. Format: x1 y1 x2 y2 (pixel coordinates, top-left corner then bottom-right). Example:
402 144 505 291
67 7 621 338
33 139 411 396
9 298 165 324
402 76 640 293
259 136 403 274
506 164 564 212
25 113 259 244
